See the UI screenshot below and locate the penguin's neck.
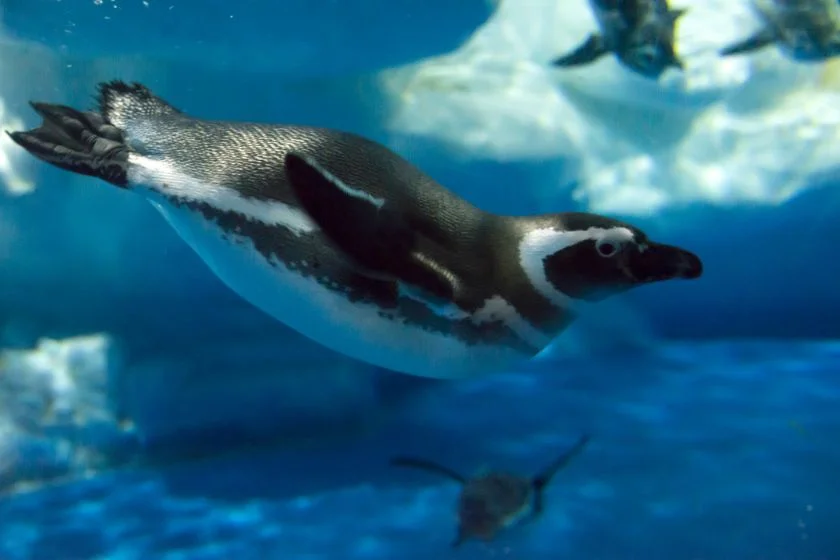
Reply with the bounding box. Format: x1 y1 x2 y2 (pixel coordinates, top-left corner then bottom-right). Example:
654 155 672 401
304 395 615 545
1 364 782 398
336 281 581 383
477 214 578 337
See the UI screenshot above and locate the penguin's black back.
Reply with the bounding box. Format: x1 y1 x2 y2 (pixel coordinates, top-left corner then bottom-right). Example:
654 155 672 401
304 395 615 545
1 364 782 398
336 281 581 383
100 81 487 256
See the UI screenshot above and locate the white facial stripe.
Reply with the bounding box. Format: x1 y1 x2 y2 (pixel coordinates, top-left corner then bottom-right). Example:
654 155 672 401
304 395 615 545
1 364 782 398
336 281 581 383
127 154 316 236
297 154 386 210
518 226 635 308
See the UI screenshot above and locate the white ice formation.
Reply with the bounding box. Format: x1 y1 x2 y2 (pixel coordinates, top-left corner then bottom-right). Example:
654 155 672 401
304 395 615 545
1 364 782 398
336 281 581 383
380 0 840 216
0 335 137 493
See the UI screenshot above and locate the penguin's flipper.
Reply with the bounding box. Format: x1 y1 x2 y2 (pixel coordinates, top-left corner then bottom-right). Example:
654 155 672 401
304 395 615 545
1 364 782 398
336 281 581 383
7 102 129 187
552 34 609 67
668 53 685 70
390 456 468 484
668 7 688 24
284 152 457 301
530 434 591 514
720 27 776 56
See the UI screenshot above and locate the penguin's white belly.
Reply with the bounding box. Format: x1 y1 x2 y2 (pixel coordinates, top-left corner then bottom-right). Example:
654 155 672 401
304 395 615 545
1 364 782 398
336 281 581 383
127 158 531 379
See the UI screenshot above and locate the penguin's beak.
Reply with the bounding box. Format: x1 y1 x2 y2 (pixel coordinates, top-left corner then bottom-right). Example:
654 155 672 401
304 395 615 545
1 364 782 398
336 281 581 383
629 242 703 283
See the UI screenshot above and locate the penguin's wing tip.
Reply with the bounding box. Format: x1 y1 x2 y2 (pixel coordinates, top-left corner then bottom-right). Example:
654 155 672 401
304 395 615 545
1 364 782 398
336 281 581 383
719 27 776 57
389 455 468 484
285 152 386 211
551 34 608 67
531 433 592 491
284 150 394 263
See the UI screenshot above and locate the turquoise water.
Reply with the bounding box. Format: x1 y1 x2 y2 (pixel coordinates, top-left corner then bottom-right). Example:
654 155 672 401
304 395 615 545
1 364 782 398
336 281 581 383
1 1 839 559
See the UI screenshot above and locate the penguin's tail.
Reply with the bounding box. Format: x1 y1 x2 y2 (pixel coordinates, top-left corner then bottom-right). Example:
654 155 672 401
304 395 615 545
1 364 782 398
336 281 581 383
6 81 180 188
95 80 182 133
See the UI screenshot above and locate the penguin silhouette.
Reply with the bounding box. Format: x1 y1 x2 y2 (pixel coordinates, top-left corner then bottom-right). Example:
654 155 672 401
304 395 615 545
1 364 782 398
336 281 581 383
390 434 590 547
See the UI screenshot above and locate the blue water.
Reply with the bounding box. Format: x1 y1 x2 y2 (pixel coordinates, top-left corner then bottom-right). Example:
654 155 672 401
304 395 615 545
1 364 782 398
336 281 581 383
2 341 838 559
1 1 839 559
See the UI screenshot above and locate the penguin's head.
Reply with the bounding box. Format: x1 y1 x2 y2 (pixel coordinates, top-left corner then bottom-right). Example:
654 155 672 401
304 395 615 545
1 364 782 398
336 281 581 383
518 213 702 304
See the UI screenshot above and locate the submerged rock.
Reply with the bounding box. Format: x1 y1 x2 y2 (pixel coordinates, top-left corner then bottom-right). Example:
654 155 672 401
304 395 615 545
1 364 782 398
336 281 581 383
0 335 138 493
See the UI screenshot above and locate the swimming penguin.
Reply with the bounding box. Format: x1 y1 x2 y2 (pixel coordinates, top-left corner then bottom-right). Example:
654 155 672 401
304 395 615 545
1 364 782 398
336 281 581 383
391 434 590 547
719 0 840 62
7 81 702 379
552 0 687 79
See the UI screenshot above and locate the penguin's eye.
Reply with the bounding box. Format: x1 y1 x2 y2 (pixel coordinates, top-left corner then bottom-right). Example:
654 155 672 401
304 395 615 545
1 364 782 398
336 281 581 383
596 239 620 258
